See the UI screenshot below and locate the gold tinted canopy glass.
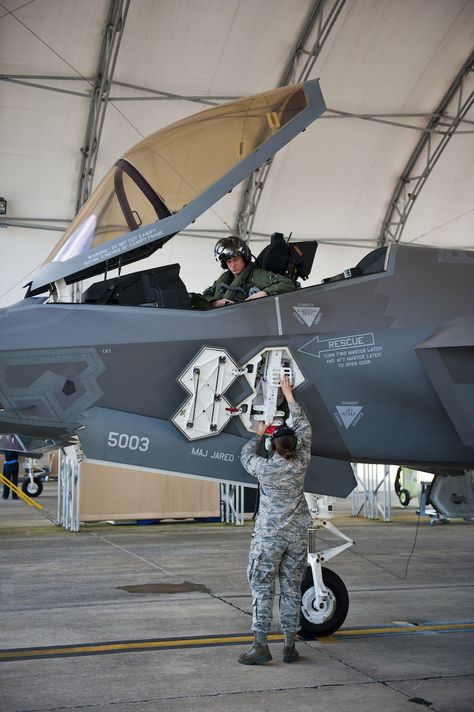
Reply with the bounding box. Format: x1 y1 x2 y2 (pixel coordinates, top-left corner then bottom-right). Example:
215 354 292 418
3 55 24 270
47 84 308 264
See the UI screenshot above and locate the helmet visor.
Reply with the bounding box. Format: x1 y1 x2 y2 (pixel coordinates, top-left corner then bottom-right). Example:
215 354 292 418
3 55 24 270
215 244 244 262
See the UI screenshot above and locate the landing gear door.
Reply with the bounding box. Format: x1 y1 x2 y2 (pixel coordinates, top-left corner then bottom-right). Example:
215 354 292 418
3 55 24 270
238 347 304 432
172 347 240 440
172 345 305 440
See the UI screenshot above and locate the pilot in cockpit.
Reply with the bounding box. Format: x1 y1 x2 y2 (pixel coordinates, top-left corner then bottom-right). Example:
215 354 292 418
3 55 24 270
191 237 296 308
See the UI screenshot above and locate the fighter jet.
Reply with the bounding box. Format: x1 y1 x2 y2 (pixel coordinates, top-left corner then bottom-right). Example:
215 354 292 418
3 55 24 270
1 80 473 637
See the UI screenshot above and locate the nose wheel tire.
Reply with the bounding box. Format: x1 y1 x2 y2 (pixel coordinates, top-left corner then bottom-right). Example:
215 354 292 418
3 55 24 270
299 566 349 638
22 477 43 498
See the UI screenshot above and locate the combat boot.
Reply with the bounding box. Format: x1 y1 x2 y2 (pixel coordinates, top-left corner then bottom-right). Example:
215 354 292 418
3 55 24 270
238 641 272 665
283 644 299 663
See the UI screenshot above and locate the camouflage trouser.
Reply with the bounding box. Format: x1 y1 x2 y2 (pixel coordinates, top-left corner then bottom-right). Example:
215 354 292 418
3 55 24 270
247 532 307 634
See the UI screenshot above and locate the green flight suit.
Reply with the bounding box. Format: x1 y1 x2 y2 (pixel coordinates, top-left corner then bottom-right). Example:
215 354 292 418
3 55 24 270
191 264 296 308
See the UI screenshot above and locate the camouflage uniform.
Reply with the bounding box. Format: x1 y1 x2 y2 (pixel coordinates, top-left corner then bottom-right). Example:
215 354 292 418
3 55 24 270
198 263 295 306
240 403 312 634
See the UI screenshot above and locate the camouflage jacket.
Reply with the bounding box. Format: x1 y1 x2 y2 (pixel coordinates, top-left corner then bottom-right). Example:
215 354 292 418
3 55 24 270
240 403 313 540
199 263 296 305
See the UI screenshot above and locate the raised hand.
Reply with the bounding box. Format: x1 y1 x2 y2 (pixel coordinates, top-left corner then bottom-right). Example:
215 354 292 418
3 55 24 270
280 374 296 404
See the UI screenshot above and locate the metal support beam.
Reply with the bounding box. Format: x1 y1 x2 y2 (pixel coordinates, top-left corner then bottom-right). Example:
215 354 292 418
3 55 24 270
0 74 239 106
235 0 347 242
4 73 474 130
0 221 375 248
75 0 130 213
109 80 234 105
0 218 70 232
0 74 90 97
378 48 474 246
324 108 474 135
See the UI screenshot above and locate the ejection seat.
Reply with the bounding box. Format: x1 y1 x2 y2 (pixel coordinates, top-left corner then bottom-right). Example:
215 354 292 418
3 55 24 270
81 263 191 309
254 232 318 284
322 246 387 284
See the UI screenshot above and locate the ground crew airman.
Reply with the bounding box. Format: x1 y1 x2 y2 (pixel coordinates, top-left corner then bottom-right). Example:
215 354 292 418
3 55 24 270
239 375 312 665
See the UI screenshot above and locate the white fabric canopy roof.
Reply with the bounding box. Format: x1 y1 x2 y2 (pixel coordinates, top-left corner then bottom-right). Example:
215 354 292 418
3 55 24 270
1 0 473 305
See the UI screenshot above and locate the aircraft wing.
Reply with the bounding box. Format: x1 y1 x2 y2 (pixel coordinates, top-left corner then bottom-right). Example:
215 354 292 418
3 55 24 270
0 432 78 457
79 407 356 498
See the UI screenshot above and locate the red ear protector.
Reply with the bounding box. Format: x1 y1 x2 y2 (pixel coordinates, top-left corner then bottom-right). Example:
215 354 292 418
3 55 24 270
264 425 301 452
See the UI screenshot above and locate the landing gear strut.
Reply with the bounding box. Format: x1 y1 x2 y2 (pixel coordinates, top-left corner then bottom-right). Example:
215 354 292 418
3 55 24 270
300 495 354 638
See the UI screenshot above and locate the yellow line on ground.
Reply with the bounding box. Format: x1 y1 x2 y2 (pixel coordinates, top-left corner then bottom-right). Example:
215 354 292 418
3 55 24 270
1 624 473 661
335 622 474 636
0 634 267 660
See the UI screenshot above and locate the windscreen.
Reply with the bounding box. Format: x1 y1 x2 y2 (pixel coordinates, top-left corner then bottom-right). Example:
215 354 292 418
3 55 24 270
46 84 308 263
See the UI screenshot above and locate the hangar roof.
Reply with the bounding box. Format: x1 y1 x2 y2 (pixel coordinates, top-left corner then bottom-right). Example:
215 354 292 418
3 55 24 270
1 0 473 304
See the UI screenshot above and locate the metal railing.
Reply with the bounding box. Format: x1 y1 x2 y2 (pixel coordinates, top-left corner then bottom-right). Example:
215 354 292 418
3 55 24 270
351 463 392 522
220 483 245 526
57 446 82 531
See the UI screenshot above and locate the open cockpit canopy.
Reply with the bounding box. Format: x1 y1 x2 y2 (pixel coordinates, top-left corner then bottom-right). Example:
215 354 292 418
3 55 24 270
27 81 325 296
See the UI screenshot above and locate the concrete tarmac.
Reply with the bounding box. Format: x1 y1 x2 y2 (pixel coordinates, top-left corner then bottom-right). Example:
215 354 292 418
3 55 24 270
0 483 473 712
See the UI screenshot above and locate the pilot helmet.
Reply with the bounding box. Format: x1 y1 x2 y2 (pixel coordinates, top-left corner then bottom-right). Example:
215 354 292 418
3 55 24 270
214 237 252 269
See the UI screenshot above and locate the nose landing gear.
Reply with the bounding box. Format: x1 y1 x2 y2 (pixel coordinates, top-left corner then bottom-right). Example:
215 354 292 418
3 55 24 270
300 495 353 638
22 476 43 498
